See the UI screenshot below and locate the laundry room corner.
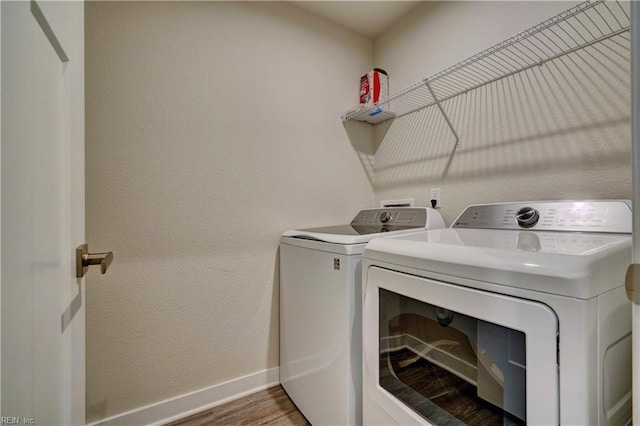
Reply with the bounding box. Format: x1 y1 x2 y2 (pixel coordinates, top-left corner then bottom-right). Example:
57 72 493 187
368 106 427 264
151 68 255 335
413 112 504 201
83 2 375 423
4 0 639 424
370 1 631 224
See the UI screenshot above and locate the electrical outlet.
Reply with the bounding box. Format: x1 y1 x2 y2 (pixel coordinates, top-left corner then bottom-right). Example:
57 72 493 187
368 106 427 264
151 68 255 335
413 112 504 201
430 188 441 209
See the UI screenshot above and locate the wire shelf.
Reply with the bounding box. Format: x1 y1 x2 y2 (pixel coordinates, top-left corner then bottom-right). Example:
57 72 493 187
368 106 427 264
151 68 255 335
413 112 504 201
341 0 631 142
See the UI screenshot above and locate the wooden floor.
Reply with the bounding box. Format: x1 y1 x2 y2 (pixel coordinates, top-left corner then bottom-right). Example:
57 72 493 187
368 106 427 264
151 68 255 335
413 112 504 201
165 385 310 426
380 348 523 426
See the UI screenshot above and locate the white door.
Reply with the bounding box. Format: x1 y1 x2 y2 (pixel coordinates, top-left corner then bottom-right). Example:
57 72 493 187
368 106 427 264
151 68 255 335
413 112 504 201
632 2 640 425
1 0 86 424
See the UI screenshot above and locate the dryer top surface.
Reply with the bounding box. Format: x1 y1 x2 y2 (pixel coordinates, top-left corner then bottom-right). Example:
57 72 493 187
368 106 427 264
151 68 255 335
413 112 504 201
363 226 631 299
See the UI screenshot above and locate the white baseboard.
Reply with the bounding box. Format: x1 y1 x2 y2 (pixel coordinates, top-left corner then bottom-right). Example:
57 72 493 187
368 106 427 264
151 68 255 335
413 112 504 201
88 367 280 426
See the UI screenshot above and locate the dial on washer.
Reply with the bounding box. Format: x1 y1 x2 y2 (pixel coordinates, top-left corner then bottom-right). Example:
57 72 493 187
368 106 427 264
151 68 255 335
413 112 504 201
379 211 392 223
516 207 539 228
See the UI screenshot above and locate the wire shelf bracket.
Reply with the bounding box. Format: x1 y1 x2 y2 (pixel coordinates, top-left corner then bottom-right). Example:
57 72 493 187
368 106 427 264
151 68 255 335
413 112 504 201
425 79 460 147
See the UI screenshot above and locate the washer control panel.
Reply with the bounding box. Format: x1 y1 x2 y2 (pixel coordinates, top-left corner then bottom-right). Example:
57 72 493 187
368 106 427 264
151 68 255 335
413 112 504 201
453 201 632 233
351 208 427 228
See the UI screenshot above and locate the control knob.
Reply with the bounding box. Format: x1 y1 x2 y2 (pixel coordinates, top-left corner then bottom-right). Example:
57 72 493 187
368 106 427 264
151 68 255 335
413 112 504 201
516 207 539 228
379 211 392 223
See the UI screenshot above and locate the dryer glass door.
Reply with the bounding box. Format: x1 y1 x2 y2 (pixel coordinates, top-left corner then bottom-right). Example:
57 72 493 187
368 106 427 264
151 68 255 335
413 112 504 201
380 289 527 424
363 267 559 425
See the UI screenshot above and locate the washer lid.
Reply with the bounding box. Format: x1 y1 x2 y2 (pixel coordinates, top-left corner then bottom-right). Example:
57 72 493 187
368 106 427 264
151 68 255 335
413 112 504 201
363 228 632 299
282 207 445 245
281 227 424 245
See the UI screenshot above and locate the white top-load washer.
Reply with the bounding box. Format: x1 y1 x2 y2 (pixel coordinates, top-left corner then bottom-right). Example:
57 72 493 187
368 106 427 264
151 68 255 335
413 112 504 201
280 207 445 426
361 201 632 426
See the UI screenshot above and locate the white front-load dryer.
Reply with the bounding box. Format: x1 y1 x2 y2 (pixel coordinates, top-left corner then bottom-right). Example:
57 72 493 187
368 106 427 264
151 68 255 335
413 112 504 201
361 201 632 425
280 207 445 425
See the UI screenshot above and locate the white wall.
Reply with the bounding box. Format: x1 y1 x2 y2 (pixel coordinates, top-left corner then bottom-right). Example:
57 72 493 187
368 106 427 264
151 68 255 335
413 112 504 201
84 2 373 422
371 1 631 224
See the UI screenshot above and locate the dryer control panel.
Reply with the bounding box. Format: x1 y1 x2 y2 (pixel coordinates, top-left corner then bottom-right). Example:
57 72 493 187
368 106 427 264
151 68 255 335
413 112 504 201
453 200 632 233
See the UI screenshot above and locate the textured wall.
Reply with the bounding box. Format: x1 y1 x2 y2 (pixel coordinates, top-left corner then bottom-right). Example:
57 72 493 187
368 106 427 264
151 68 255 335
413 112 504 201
370 1 631 224
85 1 632 422
84 2 373 422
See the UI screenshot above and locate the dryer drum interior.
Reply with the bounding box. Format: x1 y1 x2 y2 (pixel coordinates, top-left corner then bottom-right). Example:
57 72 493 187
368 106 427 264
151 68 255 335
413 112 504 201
379 289 527 426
